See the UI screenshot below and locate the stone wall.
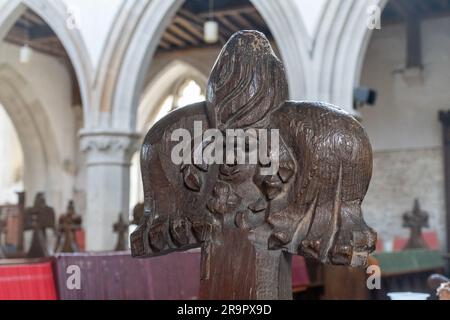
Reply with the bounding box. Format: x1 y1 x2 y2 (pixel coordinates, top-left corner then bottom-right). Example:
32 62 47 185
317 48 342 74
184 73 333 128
359 16 450 250
363 147 446 249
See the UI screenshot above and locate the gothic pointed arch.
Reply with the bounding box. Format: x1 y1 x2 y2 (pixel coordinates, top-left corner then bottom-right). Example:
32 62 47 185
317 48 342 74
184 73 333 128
108 0 310 132
0 63 63 207
0 0 93 124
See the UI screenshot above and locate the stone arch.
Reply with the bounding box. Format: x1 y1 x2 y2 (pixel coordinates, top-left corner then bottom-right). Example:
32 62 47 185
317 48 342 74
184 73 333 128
0 64 63 207
137 60 207 133
314 0 387 113
110 0 310 132
0 0 93 125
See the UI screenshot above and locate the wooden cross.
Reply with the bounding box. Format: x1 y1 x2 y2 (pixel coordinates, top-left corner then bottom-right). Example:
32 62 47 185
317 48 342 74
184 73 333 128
0 214 5 239
113 214 128 251
16 191 26 253
55 200 82 253
24 193 55 258
131 30 376 299
403 198 429 250
0 215 5 258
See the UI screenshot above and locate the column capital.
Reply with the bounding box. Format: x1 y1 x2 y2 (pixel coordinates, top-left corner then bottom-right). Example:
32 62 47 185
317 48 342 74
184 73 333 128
79 129 141 166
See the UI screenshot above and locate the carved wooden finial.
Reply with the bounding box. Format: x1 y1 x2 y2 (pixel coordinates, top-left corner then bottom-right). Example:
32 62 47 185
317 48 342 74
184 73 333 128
16 191 26 253
131 30 376 299
55 200 82 253
0 216 6 258
24 193 56 258
113 214 128 251
402 198 429 250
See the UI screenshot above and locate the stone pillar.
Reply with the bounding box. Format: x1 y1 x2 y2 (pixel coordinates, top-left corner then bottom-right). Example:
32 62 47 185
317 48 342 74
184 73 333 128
80 130 140 251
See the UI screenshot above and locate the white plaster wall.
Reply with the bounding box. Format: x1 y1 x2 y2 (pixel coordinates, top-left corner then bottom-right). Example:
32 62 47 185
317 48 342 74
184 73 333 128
60 0 124 71
0 104 24 204
360 17 450 151
146 48 217 85
0 42 77 212
294 0 328 39
359 17 450 249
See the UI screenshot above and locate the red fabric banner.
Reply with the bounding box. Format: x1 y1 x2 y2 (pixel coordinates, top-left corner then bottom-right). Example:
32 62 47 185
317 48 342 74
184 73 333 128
292 256 310 288
0 262 57 300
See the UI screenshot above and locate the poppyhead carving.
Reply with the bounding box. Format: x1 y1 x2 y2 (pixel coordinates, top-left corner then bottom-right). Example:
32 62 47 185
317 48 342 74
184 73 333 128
131 30 376 268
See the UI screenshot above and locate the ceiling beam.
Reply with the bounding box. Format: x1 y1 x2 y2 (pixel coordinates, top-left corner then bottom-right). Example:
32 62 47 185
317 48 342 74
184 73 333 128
29 26 56 40
215 15 238 33
162 30 186 47
158 40 171 50
227 14 253 30
167 24 200 45
174 16 204 39
199 5 257 18
5 33 66 58
242 12 264 29
22 10 45 25
179 9 205 26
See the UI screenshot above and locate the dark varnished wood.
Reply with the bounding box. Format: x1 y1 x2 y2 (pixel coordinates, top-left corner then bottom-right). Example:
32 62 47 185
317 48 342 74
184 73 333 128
55 200 82 253
113 214 129 251
16 192 26 253
24 193 55 258
131 30 376 300
0 216 5 258
439 110 450 260
402 199 429 250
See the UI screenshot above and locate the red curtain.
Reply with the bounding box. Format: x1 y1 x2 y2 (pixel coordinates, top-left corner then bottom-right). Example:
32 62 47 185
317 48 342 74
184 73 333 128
292 256 310 288
0 262 57 300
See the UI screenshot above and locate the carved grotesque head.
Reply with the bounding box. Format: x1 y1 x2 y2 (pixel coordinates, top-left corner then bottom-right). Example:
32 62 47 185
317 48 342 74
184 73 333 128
131 30 376 269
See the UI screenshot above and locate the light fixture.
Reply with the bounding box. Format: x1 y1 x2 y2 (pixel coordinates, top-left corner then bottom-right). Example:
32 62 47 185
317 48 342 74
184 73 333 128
19 23 32 64
204 0 219 44
204 21 219 44
20 44 33 64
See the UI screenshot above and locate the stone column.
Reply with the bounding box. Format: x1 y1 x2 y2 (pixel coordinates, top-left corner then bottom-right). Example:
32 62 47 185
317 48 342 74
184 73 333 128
80 130 140 251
